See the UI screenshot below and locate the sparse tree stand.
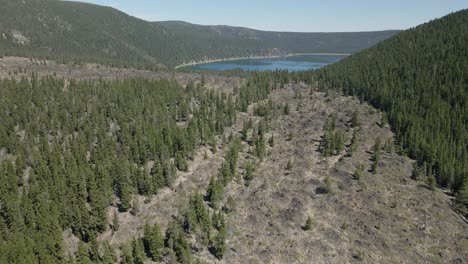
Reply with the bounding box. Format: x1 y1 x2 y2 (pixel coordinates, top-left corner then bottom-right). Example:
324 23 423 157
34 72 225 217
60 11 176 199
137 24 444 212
320 115 346 157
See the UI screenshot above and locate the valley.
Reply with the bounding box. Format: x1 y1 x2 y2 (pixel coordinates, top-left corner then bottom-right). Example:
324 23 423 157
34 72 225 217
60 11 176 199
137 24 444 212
0 1 467 264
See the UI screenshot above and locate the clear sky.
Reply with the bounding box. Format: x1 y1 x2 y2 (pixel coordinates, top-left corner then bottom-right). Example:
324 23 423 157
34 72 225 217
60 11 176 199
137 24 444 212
71 0 468 32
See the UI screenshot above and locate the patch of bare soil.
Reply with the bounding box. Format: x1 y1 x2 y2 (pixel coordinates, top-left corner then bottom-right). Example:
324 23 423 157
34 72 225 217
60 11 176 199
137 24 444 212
220 86 468 263
0 56 242 93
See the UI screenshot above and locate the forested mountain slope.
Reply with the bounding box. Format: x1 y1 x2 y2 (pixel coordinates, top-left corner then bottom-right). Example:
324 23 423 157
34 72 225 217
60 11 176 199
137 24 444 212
0 0 399 67
155 21 399 61
1 65 466 264
297 9 468 213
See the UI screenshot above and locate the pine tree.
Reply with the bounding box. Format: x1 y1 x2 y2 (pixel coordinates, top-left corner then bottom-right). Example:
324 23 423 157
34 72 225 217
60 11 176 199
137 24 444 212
286 159 293 171
132 199 140 216
371 138 381 175
351 108 360 128
132 238 146 264
240 120 249 141
348 129 358 157
456 181 468 216
303 216 314 231
244 162 255 186
206 176 223 209
255 129 266 160
101 241 117 264
212 224 226 260
222 196 236 214
427 173 437 191
151 161 165 193
88 236 100 263
166 220 192 264
116 160 133 211
143 223 164 261
76 241 92 264
120 244 134 264
112 210 120 233
353 165 364 181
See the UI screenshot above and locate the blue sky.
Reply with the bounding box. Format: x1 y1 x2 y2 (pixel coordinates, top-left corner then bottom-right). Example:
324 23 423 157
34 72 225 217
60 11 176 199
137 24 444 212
73 0 467 32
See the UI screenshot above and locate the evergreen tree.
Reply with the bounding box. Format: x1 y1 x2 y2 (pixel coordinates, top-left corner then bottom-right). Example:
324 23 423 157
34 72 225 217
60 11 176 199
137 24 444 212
351 108 360 128
165 220 192 264
206 176 223 209
132 199 140 216
353 165 364 181
303 216 314 231
286 159 293 171
456 181 468 216
101 241 117 264
223 196 236 214
112 210 120 233
76 241 92 264
120 244 134 264
371 138 381 174
132 238 146 264
348 129 358 157
211 224 226 260
244 162 255 186
143 223 164 261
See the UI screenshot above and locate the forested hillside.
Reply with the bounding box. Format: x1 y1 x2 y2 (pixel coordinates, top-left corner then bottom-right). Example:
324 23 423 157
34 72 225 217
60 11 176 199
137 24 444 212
0 0 398 67
296 9 468 214
0 70 285 263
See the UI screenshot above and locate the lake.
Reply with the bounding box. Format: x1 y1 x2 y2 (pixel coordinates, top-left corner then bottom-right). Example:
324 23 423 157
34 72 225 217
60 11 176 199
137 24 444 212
184 54 348 72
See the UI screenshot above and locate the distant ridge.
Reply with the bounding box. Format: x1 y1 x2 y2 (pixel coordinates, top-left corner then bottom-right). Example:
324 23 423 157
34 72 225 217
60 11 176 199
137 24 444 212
0 0 400 67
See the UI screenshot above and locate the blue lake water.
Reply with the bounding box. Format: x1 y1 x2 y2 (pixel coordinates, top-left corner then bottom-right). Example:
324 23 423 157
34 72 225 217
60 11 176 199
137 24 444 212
186 54 347 72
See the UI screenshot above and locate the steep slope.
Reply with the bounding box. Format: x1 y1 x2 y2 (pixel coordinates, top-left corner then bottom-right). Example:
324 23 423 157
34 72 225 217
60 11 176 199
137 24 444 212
297 9 468 213
0 0 399 67
221 84 468 263
0 55 466 263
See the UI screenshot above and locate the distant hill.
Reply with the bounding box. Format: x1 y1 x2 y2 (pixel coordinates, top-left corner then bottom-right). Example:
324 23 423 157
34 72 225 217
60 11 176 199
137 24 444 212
0 0 400 67
299 9 468 211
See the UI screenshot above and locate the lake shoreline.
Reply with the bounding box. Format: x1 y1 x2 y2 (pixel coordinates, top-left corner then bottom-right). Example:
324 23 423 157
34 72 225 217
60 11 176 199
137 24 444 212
174 53 350 69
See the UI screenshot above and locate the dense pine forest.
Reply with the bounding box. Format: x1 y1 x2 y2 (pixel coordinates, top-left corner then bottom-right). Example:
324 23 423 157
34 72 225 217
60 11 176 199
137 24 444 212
1 1 467 263
296 9 468 214
0 71 284 263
